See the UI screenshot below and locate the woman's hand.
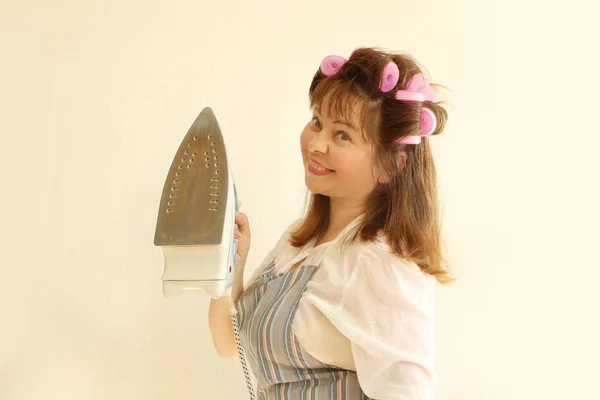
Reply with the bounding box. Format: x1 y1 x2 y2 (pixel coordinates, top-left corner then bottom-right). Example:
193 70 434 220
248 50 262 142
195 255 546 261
233 211 251 271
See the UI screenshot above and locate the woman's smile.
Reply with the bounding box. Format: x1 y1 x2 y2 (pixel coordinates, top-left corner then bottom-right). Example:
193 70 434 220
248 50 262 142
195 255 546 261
307 160 334 175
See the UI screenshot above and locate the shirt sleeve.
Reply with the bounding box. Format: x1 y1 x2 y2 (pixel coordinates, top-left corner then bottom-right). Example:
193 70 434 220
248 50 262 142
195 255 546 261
333 243 436 400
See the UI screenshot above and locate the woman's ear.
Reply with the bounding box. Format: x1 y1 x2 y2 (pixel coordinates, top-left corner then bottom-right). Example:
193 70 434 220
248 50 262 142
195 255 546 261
376 151 407 184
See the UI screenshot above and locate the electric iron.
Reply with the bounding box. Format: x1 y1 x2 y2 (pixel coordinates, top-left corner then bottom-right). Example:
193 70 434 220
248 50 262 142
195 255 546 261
153 107 256 399
154 107 240 298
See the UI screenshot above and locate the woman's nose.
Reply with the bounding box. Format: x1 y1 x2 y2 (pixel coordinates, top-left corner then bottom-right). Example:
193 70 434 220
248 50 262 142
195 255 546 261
308 131 329 153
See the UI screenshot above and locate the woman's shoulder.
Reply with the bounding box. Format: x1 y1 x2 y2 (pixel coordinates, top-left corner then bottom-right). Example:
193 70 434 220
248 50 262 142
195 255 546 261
329 240 435 318
336 237 435 293
372 241 434 285
271 217 303 251
246 218 304 284
371 239 430 276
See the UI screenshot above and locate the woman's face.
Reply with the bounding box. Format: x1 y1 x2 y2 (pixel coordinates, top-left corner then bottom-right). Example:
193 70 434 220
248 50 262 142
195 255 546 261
300 97 380 207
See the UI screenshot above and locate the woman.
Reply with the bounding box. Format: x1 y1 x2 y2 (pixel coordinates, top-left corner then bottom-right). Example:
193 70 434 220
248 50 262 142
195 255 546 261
209 46 453 399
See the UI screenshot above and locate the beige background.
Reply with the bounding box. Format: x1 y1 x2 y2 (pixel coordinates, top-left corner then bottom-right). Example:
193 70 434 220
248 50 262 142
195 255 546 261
1 0 599 399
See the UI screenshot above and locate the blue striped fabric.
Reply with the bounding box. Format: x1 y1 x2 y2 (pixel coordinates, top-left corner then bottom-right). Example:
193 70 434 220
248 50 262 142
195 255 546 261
234 259 372 399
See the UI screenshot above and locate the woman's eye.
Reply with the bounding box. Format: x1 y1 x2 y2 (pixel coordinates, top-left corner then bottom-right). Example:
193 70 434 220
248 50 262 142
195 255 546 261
337 132 350 141
312 117 321 128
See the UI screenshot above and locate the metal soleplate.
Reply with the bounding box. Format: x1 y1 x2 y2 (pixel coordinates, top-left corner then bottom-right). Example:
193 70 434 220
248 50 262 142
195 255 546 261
154 107 229 246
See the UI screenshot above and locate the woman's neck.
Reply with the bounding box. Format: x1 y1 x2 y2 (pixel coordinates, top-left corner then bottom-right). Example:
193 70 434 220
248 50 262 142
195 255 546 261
328 200 364 236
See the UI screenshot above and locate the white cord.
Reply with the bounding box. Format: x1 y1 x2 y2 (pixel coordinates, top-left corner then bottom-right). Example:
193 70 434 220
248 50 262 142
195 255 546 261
227 296 256 399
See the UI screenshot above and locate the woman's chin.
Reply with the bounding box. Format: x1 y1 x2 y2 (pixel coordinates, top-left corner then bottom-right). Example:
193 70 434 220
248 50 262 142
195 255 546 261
305 178 329 193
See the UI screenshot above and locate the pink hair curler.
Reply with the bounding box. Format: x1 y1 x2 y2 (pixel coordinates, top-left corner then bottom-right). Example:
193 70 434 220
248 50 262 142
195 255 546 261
380 61 400 93
320 55 347 76
394 73 438 145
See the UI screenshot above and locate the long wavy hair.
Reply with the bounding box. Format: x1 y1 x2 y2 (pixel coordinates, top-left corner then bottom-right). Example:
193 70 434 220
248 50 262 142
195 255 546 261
289 47 454 284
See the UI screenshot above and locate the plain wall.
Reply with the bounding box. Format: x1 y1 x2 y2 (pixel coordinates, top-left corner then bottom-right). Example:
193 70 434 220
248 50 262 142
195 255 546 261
1 0 599 399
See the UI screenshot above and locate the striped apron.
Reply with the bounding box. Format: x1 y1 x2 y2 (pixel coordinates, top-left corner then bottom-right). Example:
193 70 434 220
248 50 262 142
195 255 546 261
234 258 372 399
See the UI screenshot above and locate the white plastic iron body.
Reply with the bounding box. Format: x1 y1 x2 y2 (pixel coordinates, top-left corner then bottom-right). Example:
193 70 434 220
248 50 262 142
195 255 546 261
154 107 239 298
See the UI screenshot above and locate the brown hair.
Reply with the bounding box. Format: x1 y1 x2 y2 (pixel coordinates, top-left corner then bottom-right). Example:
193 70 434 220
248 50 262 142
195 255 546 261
290 47 454 284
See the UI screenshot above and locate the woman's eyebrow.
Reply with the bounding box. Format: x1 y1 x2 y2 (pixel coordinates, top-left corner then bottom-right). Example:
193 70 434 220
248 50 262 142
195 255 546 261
333 120 356 130
312 108 356 131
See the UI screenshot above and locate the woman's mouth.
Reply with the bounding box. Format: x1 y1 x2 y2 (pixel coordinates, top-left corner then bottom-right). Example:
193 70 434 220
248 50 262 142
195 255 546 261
308 160 334 175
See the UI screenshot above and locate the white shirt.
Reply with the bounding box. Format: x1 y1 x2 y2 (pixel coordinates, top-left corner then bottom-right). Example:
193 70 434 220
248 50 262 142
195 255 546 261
246 215 436 399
